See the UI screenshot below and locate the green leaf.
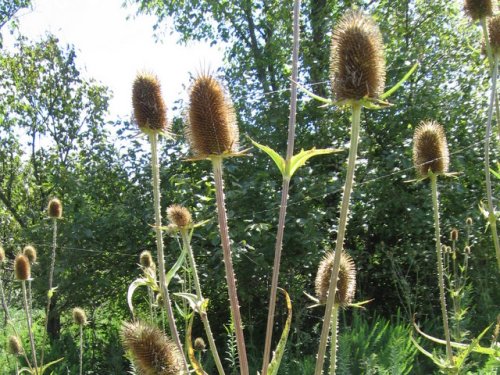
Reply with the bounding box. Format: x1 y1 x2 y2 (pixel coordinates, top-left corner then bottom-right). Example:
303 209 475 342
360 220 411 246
127 278 149 314
294 80 333 104
166 246 187 286
186 313 207 375
249 137 286 176
381 62 419 99
288 147 340 177
267 288 292 375
47 287 58 299
174 292 206 314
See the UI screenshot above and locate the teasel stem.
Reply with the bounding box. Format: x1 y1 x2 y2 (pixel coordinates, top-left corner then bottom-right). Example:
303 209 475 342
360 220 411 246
0 266 10 325
261 1 300 374
328 307 339 375
180 228 225 375
430 173 454 365
148 133 189 373
315 103 361 375
212 156 249 375
76 324 82 375
22 280 38 372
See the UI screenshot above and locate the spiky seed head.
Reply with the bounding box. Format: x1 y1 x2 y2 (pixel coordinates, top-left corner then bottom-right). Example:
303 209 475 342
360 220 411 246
23 245 37 264
121 321 185 375
187 74 239 157
193 337 206 351
0 246 5 263
8 336 22 356
315 251 356 308
464 245 472 254
14 254 30 281
330 10 386 102
489 15 500 56
466 217 473 226
412 121 449 178
72 307 87 326
139 250 154 268
166 205 192 228
450 229 459 242
48 198 62 219
132 73 168 135
464 0 494 21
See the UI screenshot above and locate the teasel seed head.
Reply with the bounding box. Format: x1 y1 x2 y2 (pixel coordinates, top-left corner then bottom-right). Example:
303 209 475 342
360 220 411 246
489 15 500 56
72 307 87 326
466 217 473 226
0 245 5 263
187 74 239 157
132 73 168 135
413 121 449 178
139 250 154 268
14 254 30 281
167 205 192 228
23 245 37 264
193 337 206 351
8 335 22 356
330 10 386 102
48 198 62 219
464 245 472 254
315 251 356 308
464 0 494 21
121 321 185 375
450 228 459 242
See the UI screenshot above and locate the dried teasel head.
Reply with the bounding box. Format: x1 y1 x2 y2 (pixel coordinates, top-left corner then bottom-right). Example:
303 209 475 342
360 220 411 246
413 121 449 178
193 337 206 351
464 0 494 21
450 228 459 242
139 250 154 269
187 74 239 158
121 321 185 375
23 245 37 264
166 205 192 228
47 198 62 219
8 335 22 356
14 254 30 281
315 251 356 308
489 15 500 56
132 73 168 135
72 307 87 326
330 10 386 103
466 217 473 226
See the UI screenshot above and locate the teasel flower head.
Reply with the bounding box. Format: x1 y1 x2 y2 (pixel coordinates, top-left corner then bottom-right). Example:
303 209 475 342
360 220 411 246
121 321 185 375
139 250 154 269
14 254 30 281
48 197 62 219
132 72 168 136
450 228 459 242
72 307 88 326
315 251 356 308
489 15 500 56
23 245 37 264
466 217 473 226
413 121 449 178
8 335 22 356
464 0 494 21
187 74 240 158
193 337 206 351
330 10 386 103
0 245 5 263
166 205 192 228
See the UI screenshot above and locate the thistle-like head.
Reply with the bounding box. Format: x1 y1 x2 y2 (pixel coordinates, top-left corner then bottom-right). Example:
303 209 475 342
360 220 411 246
121 321 185 375
139 250 154 269
187 74 239 158
193 337 206 351
14 254 30 281
8 336 22 356
412 120 449 178
23 245 37 264
330 10 386 103
72 307 88 326
315 251 356 308
488 15 500 56
464 0 494 21
48 198 62 219
166 205 192 229
132 73 168 135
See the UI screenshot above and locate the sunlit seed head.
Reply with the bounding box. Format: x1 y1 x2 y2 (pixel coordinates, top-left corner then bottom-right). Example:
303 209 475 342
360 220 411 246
48 198 62 219
450 228 459 242
132 73 168 135
464 245 472 254
121 321 185 375
187 74 239 157
139 250 154 268
8 336 22 356
23 245 37 264
166 205 192 228
464 0 494 21
466 217 473 226
193 337 206 351
488 15 500 56
14 254 30 281
315 251 356 308
412 121 449 178
330 10 386 102
72 307 87 326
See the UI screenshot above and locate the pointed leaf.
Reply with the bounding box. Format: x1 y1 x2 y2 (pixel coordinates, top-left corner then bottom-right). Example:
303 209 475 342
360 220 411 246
127 278 149 314
381 62 419 99
175 292 205 313
267 288 292 375
288 148 340 177
166 246 187 286
294 80 333 104
186 313 207 375
250 137 286 176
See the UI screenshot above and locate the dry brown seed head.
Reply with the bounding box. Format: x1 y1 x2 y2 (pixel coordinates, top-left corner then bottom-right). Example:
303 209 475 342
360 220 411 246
193 337 206 351
489 15 500 56
48 198 62 219
14 254 30 281
132 73 168 135
412 121 449 178
187 74 239 157
139 250 154 268
330 10 386 102
464 245 472 254
0 246 5 263
464 0 494 21
315 251 356 308
166 205 192 228
121 321 186 375
466 217 473 226
72 307 87 326
8 336 22 356
23 245 37 264
450 228 459 242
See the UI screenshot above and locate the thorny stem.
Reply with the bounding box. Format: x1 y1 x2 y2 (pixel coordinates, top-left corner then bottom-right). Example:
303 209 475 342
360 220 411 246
22 280 38 373
180 229 225 375
212 156 249 375
315 103 362 375
0 266 10 325
329 307 339 375
149 133 189 373
79 324 83 375
430 173 454 365
261 1 301 374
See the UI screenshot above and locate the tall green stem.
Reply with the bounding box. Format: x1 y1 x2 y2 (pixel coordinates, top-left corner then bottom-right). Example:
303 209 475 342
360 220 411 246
180 229 225 375
79 324 83 375
22 280 38 372
328 307 339 375
0 267 10 325
315 103 362 375
212 156 249 375
430 173 454 365
149 133 189 373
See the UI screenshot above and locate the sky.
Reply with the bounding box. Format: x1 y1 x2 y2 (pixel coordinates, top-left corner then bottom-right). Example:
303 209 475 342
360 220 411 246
6 0 225 119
